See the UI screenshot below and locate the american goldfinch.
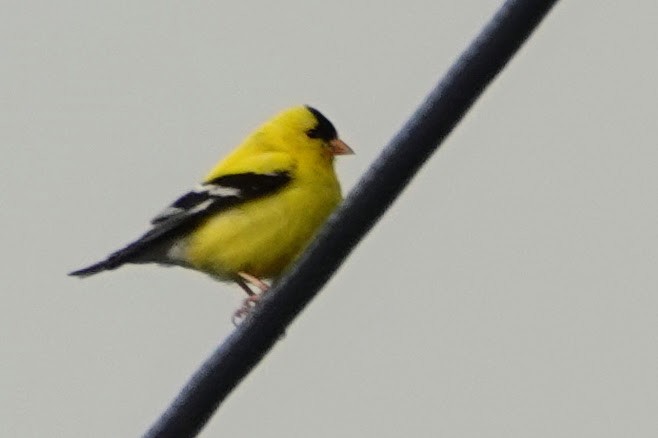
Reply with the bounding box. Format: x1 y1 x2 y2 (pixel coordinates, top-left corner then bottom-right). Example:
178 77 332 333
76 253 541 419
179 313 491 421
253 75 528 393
70 106 352 318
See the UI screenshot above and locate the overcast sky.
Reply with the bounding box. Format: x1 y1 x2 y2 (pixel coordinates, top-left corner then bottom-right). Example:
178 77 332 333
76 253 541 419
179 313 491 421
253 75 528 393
2 1 657 437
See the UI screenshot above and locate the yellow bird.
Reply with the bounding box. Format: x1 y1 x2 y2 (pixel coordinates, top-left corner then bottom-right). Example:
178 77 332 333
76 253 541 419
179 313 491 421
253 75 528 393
70 106 352 319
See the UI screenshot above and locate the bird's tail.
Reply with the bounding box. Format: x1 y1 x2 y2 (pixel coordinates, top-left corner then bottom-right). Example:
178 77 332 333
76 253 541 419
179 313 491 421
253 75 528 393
68 240 147 277
69 219 181 278
68 260 115 277
68 253 128 277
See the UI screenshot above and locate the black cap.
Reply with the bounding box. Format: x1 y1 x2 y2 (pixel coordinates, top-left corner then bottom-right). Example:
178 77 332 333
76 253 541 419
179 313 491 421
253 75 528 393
305 106 338 141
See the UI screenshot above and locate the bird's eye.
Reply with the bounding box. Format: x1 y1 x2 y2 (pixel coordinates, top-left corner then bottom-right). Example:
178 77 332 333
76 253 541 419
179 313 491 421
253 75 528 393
305 122 336 142
305 106 338 142
306 127 322 139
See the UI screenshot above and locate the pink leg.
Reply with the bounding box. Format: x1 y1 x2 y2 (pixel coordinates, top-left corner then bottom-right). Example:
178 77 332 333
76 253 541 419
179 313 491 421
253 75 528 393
237 271 270 293
235 277 256 296
232 272 270 325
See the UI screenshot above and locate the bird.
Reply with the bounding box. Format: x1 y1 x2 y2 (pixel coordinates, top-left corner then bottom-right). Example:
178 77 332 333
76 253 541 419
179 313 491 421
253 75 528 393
69 105 353 321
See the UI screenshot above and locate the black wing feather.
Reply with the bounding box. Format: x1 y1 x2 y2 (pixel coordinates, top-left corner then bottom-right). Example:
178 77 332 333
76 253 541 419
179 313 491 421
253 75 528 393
69 171 291 277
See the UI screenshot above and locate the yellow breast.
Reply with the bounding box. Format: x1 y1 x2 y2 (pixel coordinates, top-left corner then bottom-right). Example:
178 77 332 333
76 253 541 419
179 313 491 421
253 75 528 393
184 175 341 280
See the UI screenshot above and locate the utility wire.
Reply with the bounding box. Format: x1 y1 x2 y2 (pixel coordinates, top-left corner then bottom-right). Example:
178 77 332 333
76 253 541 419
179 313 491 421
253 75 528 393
142 1 560 436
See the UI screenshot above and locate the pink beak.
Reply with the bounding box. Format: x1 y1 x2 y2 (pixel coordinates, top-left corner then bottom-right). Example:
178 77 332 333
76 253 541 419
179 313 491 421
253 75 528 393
328 138 354 156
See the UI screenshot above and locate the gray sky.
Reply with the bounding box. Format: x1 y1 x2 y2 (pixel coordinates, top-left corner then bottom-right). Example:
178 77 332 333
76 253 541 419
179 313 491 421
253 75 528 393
2 1 657 437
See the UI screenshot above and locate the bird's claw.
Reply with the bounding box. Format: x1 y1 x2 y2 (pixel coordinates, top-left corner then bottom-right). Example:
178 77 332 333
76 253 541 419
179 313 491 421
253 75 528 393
232 294 263 326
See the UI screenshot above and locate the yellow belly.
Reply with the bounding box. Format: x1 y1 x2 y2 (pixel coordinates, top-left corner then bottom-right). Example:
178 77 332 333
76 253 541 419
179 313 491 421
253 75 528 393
184 185 340 280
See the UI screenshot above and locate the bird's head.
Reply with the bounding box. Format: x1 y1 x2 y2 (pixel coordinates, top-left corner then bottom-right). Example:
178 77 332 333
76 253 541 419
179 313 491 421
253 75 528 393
260 106 353 162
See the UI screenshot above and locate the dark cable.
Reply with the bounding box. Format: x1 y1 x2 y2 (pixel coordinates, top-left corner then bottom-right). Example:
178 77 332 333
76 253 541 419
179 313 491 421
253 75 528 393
143 1 560 436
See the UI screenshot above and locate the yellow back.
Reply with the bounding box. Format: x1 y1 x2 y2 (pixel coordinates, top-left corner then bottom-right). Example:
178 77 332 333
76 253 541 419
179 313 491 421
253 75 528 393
203 106 338 183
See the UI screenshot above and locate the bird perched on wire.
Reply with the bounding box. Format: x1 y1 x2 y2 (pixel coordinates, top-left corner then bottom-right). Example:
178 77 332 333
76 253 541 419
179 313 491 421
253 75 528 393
70 105 353 321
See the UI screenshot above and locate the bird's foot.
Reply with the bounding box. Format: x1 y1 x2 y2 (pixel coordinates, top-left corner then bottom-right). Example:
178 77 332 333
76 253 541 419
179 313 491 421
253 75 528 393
232 294 263 326
232 272 270 326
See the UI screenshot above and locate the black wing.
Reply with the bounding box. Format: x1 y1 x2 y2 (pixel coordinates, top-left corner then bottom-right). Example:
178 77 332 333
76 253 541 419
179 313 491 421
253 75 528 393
69 171 291 277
